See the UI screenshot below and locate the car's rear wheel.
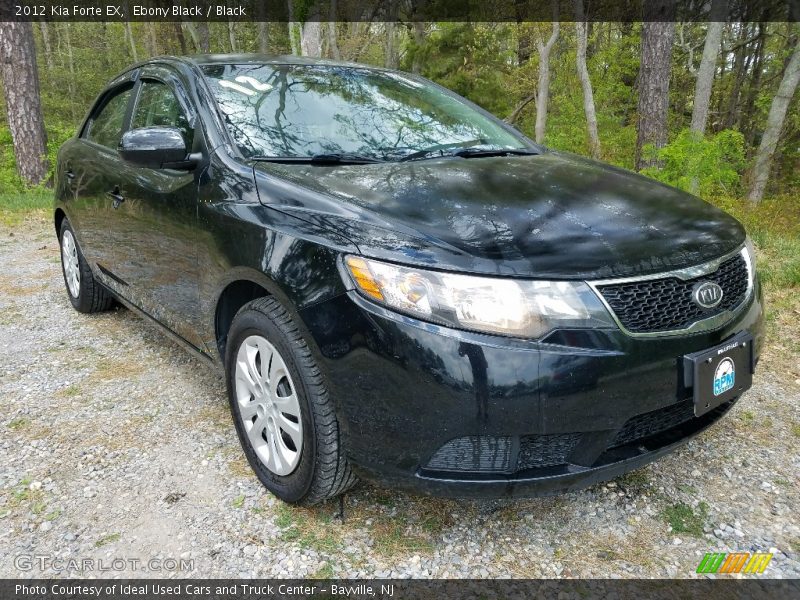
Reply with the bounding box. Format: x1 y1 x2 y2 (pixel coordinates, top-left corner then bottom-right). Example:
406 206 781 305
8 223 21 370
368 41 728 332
225 297 357 505
59 220 114 313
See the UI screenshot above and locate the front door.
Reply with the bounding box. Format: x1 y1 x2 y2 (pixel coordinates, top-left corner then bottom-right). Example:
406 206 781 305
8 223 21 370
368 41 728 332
110 74 203 349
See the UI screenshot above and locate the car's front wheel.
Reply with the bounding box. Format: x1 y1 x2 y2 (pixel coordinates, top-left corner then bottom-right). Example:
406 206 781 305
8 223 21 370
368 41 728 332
59 219 114 313
225 297 357 505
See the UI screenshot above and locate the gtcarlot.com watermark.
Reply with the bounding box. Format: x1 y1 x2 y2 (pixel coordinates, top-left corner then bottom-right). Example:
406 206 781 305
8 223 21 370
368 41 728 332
14 554 194 573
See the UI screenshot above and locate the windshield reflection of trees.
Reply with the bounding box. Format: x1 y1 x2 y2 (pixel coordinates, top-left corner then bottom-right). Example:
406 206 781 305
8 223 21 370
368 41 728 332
201 64 514 159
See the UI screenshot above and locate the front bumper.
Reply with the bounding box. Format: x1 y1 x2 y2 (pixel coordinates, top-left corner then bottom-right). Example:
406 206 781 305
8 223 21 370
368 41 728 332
300 277 764 498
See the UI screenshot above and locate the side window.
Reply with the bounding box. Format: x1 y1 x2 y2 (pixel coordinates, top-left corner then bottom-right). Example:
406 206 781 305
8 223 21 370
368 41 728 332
131 80 193 146
85 86 133 148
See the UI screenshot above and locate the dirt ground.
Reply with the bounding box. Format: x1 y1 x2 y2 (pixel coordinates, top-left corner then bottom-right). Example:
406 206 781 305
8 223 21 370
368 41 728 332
1 216 798 579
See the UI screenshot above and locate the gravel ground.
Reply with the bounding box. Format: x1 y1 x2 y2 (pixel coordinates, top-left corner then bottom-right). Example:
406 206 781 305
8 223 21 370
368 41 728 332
1 216 798 579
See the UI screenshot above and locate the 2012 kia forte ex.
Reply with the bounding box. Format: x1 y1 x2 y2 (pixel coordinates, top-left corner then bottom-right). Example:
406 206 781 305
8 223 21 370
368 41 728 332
54 55 764 505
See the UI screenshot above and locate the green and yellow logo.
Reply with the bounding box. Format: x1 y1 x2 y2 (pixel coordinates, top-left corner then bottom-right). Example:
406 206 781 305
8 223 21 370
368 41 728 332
697 552 773 574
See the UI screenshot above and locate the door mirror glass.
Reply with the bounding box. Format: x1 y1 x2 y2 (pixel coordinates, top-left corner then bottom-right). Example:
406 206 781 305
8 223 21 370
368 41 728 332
118 127 187 169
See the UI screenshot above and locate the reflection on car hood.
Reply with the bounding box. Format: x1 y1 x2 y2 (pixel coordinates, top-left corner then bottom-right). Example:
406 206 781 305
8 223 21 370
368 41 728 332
253 151 746 279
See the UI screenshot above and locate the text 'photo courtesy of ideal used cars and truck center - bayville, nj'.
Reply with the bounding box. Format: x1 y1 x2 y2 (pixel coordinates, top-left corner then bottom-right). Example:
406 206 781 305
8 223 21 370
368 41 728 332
0 0 799 597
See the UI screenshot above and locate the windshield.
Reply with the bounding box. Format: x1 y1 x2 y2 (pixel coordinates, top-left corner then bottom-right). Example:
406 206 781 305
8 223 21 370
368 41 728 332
200 63 531 161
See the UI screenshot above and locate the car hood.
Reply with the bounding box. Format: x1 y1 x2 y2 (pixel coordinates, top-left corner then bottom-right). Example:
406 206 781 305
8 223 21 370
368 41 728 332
253 151 745 280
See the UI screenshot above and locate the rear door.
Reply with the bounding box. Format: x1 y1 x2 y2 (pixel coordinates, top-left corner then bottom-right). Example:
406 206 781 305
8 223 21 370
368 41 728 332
63 81 135 274
109 69 204 348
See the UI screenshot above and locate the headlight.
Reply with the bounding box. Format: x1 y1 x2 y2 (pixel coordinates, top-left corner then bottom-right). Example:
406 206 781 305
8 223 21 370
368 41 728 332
743 236 757 287
744 236 756 267
344 256 615 339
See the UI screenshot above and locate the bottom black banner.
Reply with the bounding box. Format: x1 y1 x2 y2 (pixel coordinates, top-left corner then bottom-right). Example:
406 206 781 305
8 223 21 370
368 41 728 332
2 579 798 600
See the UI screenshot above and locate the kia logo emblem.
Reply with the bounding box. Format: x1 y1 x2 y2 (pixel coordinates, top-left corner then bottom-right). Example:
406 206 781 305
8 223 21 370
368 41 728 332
692 281 724 309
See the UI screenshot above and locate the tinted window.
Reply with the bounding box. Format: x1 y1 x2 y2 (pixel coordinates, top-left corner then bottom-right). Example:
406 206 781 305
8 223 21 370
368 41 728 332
86 87 133 148
201 64 527 160
131 80 192 145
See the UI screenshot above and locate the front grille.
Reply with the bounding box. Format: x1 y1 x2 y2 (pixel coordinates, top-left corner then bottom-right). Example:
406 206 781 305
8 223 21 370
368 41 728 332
517 433 581 470
611 400 696 447
424 399 731 476
425 435 512 473
597 253 749 333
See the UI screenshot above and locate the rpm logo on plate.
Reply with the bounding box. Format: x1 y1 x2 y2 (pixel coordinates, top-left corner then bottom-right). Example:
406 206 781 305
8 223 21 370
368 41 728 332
713 357 735 396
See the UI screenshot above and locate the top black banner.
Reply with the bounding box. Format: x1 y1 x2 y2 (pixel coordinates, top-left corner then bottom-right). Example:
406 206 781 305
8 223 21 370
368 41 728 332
0 0 798 22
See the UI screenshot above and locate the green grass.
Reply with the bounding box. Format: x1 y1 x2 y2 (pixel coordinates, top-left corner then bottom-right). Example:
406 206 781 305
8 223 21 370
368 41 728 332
738 411 755 424
310 562 335 579
614 468 652 493
95 533 121 547
792 424 800 438
231 494 245 509
0 189 52 226
660 501 709 537
7 417 29 431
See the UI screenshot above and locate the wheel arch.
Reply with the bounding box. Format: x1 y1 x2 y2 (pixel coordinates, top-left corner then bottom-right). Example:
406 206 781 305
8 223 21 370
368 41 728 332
212 267 301 362
54 208 67 238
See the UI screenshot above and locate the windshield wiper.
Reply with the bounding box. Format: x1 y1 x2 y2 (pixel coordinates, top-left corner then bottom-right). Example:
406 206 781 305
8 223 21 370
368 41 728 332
251 153 386 165
450 147 539 159
399 143 538 162
398 140 485 162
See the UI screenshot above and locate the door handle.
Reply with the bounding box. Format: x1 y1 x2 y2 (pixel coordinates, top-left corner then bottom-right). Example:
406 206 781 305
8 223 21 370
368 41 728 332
107 187 125 209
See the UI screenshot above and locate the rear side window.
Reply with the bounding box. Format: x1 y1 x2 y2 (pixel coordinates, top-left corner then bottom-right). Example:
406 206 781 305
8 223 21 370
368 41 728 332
86 86 133 148
131 80 193 146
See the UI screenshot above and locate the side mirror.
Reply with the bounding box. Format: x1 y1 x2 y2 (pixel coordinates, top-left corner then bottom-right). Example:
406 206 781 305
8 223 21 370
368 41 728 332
118 127 199 169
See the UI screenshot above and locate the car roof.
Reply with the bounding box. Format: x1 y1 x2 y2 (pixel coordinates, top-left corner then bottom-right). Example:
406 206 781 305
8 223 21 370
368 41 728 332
163 54 383 70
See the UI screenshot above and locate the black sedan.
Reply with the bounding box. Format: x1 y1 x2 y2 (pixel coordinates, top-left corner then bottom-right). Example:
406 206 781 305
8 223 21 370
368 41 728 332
55 55 764 504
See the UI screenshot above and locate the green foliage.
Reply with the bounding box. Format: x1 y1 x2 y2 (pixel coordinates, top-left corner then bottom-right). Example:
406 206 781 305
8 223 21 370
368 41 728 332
0 123 73 192
413 23 516 117
660 501 709 537
709 194 800 289
1 20 797 204
641 129 746 197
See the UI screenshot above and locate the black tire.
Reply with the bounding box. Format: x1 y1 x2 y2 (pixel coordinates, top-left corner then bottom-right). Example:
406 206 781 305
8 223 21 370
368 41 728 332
59 219 115 313
225 297 357 505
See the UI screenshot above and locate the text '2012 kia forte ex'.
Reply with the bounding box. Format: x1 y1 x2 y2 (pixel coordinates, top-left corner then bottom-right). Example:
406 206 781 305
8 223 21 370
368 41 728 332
55 55 764 505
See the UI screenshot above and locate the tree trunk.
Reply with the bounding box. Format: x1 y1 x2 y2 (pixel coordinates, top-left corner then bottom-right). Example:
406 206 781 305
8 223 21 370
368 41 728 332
748 30 800 203
125 22 138 61
517 27 531 65
574 0 600 158
197 22 210 53
287 0 299 56
173 22 187 55
635 4 676 171
39 22 54 71
326 0 340 59
257 23 269 53
228 22 238 53
742 26 765 146
183 23 198 53
690 0 726 135
145 22 159 56
300 23 322 57
534 18 559 144
515 1 531 66
722 23 752 130
505 93 537 125
0 21 49 186
61 24 77 122
256 1 269 53
411 21 425 74
384 22 398 68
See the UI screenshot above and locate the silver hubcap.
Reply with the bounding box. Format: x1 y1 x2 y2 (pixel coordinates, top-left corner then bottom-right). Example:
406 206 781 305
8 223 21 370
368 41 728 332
61 230 80 298
235 335 303 476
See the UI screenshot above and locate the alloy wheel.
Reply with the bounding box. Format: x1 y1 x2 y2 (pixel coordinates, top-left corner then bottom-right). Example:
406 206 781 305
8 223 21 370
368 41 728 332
234 335 303 476
61 230 81 298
